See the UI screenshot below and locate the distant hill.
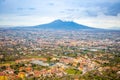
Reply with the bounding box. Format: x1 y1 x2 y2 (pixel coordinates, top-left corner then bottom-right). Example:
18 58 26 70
33 19 95 30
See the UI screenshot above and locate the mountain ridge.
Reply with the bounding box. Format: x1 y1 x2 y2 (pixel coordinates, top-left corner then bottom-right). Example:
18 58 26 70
33 19 95 30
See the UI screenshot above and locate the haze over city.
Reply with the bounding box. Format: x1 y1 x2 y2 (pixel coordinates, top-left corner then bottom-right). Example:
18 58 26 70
0 0 120 29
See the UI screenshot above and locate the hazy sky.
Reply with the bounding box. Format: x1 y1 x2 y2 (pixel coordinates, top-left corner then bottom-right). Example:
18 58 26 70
0 0 120 29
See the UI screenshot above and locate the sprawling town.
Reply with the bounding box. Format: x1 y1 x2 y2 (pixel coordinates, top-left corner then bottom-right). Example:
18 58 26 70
0 28 120 80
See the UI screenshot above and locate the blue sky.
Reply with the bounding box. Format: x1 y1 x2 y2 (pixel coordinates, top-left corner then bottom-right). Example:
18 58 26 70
0 0 120 29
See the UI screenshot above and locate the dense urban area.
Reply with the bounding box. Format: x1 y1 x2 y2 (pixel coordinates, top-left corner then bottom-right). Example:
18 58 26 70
0 28 120 80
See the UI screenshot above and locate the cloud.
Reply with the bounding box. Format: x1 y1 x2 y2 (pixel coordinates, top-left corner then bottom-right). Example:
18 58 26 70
0 14 56 26
66 0 120 16
74 14 120 29
17 8 24 10
0 0 5 3
106 2 120 16
28 8 35 10
48 3 54 6
17 7 35 10
0 0 120 29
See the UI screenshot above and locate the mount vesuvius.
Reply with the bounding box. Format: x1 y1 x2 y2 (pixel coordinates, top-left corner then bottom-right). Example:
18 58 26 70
32 19 95 30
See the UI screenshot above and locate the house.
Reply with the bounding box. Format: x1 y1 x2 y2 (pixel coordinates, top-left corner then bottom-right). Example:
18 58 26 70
18 72 26 79
33 70 41 77
0 72 8 80
25 67 33 72
31 60 49 66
